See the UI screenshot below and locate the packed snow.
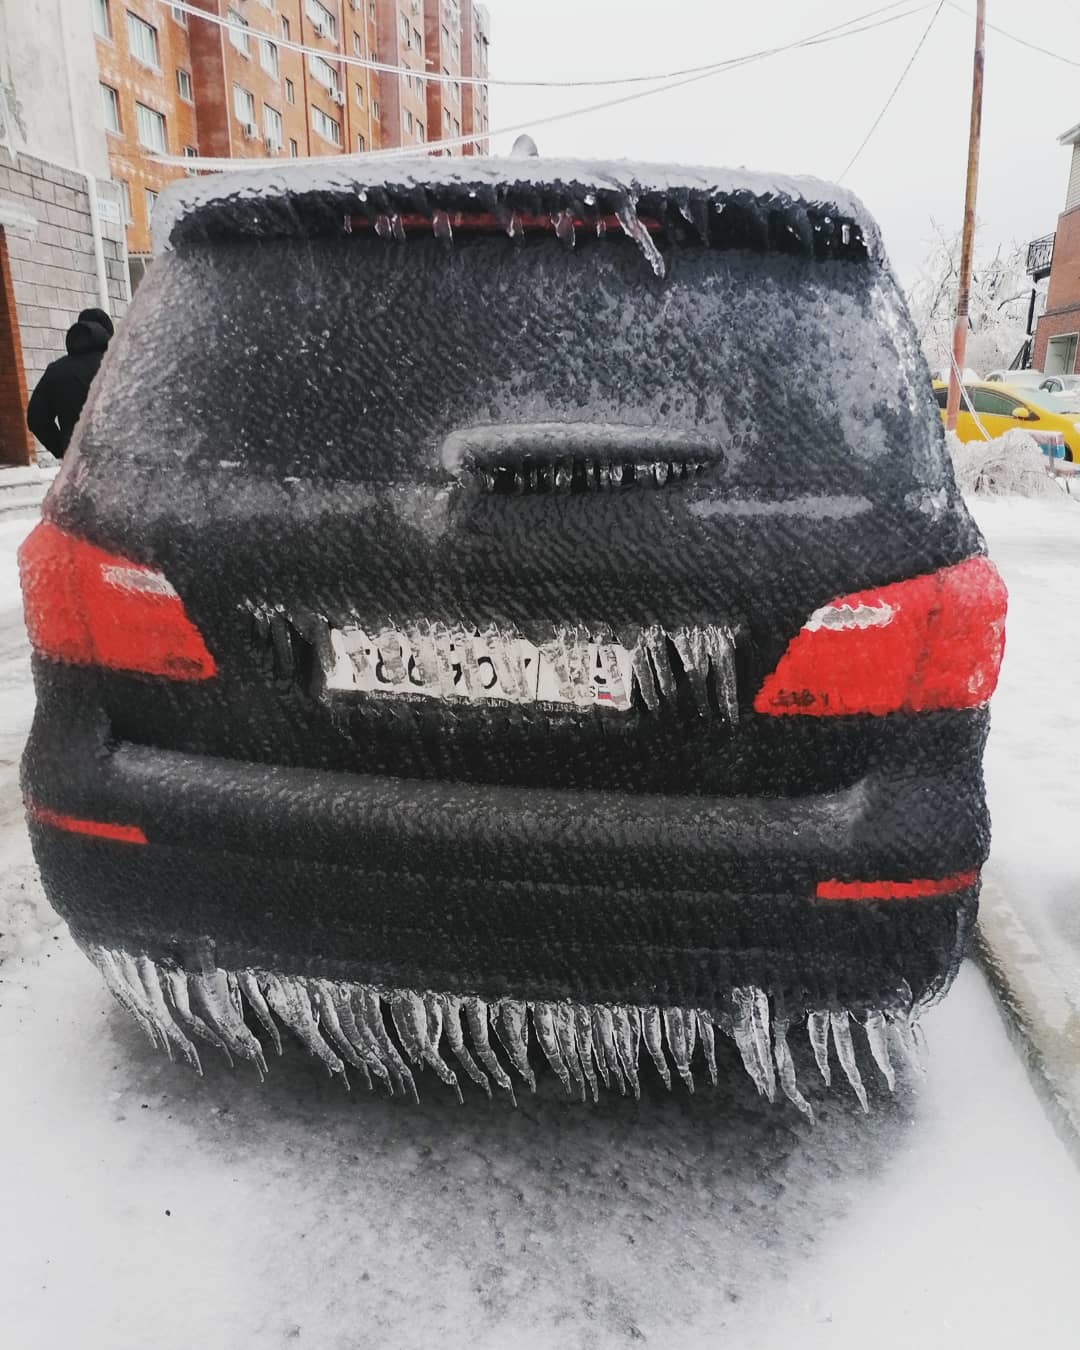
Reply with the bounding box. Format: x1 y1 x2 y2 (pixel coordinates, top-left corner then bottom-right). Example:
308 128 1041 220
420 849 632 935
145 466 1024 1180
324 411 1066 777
3 489 1080 1348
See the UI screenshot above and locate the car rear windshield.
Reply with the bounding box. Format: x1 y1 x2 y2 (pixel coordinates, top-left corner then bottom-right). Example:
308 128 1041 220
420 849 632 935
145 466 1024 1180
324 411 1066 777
88 232 948 496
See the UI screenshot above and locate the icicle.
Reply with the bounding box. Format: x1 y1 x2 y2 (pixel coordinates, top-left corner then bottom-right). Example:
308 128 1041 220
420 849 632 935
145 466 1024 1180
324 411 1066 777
671 627 709 712
773 1018 814 1122
729 988 776 1102
628 629 661 711
162 966 233 1065
531 1002 573 1096
506 210 522 239
135 955 202 1073
464 998 516 1103
862 1010 896 1091
611 1005 641 1099
614 199 666 278
390 213 405 242
595 217 607 237
830 1011 869 1112
610 461 624 487
887 1008 924 1076
353 988 418 1101
554 459 572 492
642 1006 671 1089
88 947 163 1051
432 209 453 241
307 979 373 1081
590 1007 615 1091
573 1005 600 1102
375 214 392 240
435 994 491 1097
663 1007 695 1091
697 1010 718 1085
553 1003 587 1101
493 1000 536 1091
189 969 268 1078
390 991 462 1102
704 625 740 723
324 982 390 1093
652 460 670 487
258 973 339 1081
234 969 281 1055
552 208 576 247
807 1010 832 1085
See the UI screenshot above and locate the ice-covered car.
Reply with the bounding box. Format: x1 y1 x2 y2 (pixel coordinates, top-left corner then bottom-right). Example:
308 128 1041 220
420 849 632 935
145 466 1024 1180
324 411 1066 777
19 159 1007 1116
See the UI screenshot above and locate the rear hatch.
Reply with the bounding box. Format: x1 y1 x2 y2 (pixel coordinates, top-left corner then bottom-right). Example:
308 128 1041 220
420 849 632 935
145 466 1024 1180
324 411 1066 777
46 160 981 799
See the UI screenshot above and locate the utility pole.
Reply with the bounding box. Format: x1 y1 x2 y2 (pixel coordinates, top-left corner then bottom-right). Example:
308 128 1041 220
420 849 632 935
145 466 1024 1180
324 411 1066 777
945 0 986 431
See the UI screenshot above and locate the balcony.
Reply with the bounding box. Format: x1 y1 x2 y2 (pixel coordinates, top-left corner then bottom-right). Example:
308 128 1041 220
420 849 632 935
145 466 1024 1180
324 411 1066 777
1027 233 1055 280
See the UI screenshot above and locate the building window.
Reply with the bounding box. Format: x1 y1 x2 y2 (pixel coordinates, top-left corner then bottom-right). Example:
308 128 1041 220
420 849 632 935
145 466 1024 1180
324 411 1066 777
311 105 341 144
354 82 364 108
308 54 339 95
400 13 410 42
368 0 375 18
281 16 290 40
259 38 279 77
119 180 133 222
416 121 424 142
233 85 256 127
93 0 111 40
176 68 193 101
453 117 459 136
353 32 363 56
135 102 167 151
305 0 336 39
415 75 423 96
227 8 250 54
413 28 422 52
371 99 379 120
441 24 449 47
357 132 366 152
404 108 413 133
126 12 160 68
443 107 450 132
171 4 188 24
285 78 296 104
100 83 121 134
183 144 198 158
263 104 284 150
145 188 159 221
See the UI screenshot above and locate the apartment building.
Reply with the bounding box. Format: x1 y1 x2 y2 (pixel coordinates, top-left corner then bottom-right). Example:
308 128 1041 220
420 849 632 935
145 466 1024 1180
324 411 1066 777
1032 121 1080 377
92 0 490 269
459 0 490 155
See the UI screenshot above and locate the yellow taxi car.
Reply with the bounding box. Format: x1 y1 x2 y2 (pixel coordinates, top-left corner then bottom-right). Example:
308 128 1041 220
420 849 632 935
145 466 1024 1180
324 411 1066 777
932 379 1080 461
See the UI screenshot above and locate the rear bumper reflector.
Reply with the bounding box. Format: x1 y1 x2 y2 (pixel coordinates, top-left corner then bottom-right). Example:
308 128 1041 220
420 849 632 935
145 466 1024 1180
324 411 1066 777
815 870 979 901
28 803 147 846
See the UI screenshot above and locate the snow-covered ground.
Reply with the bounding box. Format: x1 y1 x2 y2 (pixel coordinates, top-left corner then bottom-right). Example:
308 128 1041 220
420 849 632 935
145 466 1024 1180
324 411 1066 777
3 497 1080 1349
973 494 1080 1004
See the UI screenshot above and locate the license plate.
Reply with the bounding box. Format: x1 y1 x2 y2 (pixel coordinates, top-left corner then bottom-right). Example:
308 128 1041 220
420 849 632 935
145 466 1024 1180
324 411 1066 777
324 623 636 711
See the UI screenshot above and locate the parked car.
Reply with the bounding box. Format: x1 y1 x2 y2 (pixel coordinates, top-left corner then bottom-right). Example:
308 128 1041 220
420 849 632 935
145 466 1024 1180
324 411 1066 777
933 379 1080 460
983 370 1045 386
1038 373 1080 396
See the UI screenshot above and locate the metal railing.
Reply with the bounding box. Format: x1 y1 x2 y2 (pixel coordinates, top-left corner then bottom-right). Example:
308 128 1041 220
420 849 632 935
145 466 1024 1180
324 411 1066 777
1026 233 1056 277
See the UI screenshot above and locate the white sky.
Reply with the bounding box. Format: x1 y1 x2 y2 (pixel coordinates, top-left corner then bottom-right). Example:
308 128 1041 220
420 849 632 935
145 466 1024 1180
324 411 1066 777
484 0 1079 285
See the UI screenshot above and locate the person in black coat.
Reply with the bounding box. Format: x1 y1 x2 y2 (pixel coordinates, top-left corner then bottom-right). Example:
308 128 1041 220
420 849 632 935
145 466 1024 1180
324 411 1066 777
26 317 111 459
78 307 115 339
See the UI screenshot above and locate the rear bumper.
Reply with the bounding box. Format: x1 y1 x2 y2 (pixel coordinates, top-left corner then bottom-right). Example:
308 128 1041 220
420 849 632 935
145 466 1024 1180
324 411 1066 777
25 720 988 1009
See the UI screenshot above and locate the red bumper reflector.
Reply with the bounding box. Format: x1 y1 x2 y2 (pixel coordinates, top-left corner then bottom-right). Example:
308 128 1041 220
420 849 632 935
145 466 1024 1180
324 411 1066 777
755 556 1007 716
28 803 147 845
18 521 216 680
816 870 979 901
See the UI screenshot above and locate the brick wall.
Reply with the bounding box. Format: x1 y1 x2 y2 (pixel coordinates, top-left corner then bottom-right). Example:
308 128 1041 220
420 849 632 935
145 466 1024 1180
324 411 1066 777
0 226 33 466
0 146 129 458
1033 204 1080 373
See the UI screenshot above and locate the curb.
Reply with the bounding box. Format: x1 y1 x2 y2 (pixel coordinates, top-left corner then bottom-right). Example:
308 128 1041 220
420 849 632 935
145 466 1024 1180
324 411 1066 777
974 875 1080 1167
0 479 52 518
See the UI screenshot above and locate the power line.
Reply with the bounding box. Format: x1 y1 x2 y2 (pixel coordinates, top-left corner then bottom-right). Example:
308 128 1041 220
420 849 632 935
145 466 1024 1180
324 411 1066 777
158 2 935 170
164 0 923 91
944 0 1080 68
837 0 945 180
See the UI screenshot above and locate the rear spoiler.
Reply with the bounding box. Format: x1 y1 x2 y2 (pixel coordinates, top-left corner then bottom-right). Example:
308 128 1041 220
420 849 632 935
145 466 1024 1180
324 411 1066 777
158 155 884 276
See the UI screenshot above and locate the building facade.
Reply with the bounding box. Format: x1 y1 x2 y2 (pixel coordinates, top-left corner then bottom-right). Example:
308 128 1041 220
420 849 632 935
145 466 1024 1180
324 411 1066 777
1 0 129 466
1033 121 1080 376
93 0 490 267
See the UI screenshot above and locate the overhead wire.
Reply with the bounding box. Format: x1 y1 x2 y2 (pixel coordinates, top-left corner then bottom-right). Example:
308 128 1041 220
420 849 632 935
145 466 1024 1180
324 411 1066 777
837 0 946 179
163 0 923 90
944 0 1080 68
157 2 936 170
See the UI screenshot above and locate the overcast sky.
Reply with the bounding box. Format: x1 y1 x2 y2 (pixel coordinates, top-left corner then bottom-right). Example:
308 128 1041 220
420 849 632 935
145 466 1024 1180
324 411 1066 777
484 0 1078 286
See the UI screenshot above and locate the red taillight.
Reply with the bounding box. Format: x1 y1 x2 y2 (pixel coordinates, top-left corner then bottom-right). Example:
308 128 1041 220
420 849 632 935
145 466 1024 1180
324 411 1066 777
754 557 1007 717
27 802 147 845
18 521 216 680
815 870 979 901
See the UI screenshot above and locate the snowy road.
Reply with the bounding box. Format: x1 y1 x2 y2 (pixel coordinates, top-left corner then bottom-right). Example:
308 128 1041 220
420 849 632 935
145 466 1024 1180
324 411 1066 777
3 502 1080 1349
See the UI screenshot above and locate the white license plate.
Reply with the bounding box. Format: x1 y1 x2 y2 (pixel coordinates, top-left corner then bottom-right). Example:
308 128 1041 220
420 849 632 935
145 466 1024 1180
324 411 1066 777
324 623 636 711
